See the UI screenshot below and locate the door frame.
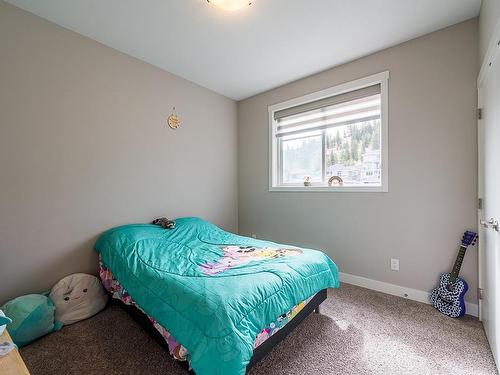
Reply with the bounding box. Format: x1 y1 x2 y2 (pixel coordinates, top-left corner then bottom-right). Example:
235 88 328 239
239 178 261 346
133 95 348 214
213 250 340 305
477 17 500 322
478 86 484 321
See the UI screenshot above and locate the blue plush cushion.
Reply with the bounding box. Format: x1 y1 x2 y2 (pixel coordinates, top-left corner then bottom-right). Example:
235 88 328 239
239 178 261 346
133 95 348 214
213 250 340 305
2 294 57 347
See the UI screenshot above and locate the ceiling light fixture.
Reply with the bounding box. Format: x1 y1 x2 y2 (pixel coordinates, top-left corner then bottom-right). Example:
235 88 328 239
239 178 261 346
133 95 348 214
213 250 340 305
207 0 252 12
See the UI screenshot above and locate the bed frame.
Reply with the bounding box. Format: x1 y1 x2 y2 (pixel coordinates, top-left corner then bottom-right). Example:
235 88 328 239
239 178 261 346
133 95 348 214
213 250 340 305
114 288 328 374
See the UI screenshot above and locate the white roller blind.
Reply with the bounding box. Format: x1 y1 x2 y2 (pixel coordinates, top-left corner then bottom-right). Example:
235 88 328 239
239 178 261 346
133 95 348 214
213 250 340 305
275 84 381 138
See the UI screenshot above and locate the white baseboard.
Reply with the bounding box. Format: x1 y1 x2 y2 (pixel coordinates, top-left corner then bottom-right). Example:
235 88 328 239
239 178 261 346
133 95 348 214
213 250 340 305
339 272 479 318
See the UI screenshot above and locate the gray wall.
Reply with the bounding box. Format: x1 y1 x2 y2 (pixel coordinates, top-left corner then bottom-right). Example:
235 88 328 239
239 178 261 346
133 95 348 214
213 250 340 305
238 19 479 303
0 2 238 304
479 0 500 62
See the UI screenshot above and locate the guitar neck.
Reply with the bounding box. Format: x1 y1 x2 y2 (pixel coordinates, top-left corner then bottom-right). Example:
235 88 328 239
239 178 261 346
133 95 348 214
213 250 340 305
449 245 467 284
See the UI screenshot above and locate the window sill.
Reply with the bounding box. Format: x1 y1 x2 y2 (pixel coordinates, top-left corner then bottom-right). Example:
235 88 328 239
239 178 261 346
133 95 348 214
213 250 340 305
269 186 388 193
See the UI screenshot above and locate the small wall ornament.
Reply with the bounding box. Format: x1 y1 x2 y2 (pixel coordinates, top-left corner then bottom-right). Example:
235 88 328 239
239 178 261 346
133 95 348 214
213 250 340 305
167 107 181 130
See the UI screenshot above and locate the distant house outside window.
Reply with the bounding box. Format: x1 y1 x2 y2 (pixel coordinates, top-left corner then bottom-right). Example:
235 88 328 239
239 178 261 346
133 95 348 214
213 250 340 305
269 72 389 192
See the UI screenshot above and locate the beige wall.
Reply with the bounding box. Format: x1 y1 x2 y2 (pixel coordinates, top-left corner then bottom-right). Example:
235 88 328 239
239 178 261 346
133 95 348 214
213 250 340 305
479 0 500 63
238 19 479 303
0 2 238 304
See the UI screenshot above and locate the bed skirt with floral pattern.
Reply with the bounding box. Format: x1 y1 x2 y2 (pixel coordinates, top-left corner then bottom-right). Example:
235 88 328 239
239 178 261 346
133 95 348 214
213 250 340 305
98 256 314 367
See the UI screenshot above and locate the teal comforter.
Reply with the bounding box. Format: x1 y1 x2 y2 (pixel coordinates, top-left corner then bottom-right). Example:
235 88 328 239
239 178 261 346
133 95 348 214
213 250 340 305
95 217 339 375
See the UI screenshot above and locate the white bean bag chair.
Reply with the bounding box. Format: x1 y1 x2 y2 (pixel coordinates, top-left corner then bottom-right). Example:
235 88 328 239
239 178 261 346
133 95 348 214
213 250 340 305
50 273 108 326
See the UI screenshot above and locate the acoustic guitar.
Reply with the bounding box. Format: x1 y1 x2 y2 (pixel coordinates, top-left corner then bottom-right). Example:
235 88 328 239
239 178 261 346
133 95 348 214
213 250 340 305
430 231 477 318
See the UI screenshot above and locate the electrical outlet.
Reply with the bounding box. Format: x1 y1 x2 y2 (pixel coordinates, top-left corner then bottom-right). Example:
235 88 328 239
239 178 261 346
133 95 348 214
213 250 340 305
391 258 399 271
251 233 257 239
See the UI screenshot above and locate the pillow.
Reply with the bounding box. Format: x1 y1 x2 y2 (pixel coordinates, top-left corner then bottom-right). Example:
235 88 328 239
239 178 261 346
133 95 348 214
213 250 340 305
2 294 59 347
50 273 108 326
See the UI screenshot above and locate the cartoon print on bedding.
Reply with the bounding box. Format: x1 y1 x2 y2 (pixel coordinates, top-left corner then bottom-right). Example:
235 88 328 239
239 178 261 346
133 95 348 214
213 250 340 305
200 246 303 275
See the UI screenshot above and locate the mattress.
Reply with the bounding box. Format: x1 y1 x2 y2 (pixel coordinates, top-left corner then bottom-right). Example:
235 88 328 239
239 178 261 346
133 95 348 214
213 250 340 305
99 259 315 365
94 217 339 374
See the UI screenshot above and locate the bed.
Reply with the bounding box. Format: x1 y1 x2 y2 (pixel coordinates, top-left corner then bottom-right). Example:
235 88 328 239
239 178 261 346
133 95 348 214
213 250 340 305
95 217 339 375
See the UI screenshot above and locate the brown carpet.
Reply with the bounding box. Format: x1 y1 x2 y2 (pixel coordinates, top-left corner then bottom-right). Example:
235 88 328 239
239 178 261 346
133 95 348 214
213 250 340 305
21 283 497 375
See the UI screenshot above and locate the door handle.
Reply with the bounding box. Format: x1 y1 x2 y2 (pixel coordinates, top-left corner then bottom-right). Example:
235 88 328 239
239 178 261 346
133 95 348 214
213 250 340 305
480 218 499 232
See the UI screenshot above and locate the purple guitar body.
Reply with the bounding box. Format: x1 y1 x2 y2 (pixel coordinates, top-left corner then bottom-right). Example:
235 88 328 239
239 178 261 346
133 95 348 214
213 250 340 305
430 231 477 318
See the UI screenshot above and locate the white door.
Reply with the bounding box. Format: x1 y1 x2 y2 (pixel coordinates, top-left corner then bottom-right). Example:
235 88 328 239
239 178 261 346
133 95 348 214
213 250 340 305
478 35 500 368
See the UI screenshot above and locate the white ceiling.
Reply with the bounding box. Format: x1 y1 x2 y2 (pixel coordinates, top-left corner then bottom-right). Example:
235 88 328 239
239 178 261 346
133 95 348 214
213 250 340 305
7 0 481 100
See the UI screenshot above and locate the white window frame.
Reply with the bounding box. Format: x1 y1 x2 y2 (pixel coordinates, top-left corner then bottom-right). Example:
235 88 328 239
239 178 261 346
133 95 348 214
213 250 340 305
268 71 389 193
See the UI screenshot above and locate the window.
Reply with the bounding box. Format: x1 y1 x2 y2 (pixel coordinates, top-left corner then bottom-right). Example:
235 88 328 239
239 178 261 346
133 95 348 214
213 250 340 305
269 72 389 192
